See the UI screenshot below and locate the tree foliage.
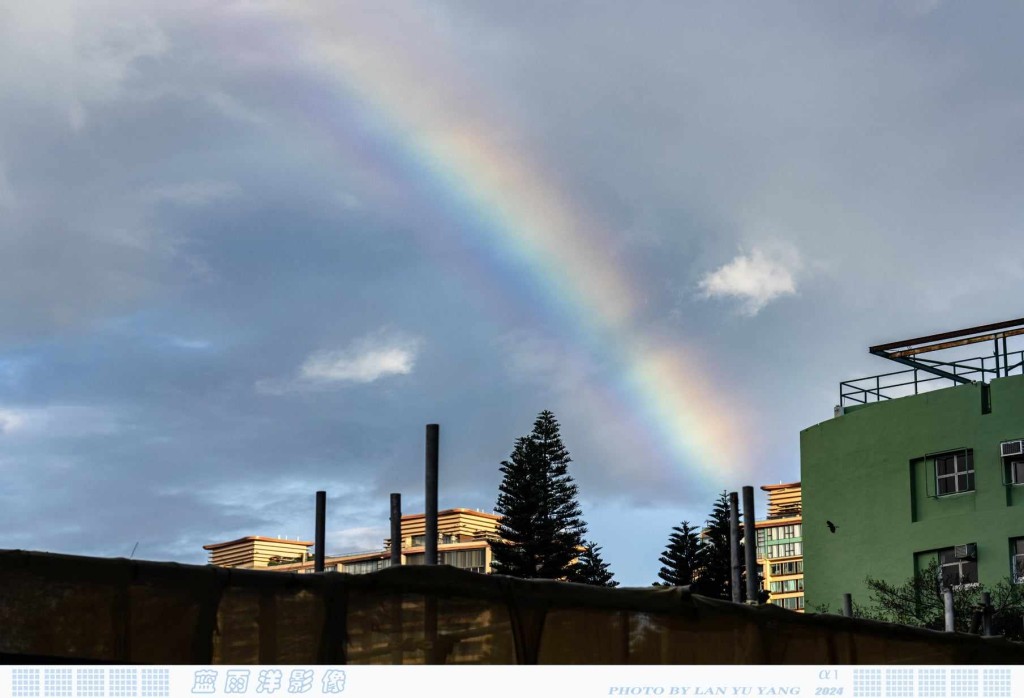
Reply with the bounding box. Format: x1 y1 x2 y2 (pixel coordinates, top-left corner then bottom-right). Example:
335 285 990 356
657 520 702 587
574 540 619 587
490 411 589 580
858 562 1024 639
692 491 739 600
657 492 765 602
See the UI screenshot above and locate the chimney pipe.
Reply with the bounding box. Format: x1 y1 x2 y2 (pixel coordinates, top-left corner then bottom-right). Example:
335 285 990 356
729 491 742 603
390 492 402 567
742 486 758 603
425 424 439 565
315 490 326 573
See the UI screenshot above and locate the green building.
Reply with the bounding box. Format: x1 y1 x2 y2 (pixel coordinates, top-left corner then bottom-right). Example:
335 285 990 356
802 319 1024 611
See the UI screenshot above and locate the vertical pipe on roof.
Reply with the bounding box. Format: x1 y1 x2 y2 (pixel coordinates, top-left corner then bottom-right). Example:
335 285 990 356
425 424 439 566
742 486 758 603
729 492 742 603
390 493 402 567
315 490 326 573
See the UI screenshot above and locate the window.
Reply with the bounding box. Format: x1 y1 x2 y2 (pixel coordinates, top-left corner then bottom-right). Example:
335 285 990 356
441 548 486 573
938 546 977 588
1002 443 1024 485
763 542 802 560
342 558 390 575
769 579 804 593
772 596 804 610
1010 461 1024 485
1012 538 1024 583
770 560 804 576
411 535 426 547
935 450 974 495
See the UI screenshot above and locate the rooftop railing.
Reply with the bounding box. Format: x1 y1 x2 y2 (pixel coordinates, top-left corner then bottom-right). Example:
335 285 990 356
840 350 1024 408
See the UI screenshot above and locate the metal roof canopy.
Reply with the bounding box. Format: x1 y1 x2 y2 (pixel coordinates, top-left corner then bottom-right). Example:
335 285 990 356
869 316 1024 384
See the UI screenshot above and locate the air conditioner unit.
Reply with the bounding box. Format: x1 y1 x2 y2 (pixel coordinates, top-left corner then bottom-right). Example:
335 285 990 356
954 543 977 560
1001 440 1024 457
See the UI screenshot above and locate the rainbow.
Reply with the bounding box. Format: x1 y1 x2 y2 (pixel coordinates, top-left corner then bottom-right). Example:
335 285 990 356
235 6 750 487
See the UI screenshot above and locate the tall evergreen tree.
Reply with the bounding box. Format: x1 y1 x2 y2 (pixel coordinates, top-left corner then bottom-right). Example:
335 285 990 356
692 491 738 600
573 541 619 587
490 411 588 579
657 520 702 587
691 491 766 602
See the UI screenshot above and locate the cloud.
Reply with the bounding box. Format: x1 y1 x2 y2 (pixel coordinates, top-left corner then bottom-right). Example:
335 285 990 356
0 409 27 434
698 245 802 316
257 331 421 393
0 405 121 438
168 336 211 350
329 526 388 556
146 180 242 207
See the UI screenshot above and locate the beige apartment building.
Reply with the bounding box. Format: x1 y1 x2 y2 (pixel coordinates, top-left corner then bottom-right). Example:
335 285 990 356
755 482 805 611
203 508 501 575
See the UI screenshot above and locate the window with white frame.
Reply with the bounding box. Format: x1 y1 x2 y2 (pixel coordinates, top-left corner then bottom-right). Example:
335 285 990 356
1001 442 1024 485
937 546 977 588
935 450 974 496
1012 538 1024 583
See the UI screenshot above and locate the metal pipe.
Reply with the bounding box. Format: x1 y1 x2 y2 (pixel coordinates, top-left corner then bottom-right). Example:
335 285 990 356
842 594 853 618
425 424 439 566
315 490 326 573
390 493 402 567
982 591 992 637
742 486 758 603
944 589 955 632
729 492 741 603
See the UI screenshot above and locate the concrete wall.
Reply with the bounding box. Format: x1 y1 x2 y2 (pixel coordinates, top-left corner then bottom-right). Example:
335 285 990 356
801 374 1024 611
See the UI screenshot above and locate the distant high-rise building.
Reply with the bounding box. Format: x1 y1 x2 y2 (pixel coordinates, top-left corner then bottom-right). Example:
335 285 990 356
203 508 501 574
755 482 804 612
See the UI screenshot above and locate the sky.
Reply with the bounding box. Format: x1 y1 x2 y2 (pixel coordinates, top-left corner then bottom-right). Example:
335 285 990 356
3 1 1024 586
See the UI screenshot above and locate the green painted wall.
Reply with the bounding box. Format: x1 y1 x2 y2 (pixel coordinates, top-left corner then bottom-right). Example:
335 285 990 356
801 374 1024 611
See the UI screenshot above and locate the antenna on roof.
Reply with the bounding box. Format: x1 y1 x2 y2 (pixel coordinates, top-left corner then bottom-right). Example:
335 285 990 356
129 542 139 559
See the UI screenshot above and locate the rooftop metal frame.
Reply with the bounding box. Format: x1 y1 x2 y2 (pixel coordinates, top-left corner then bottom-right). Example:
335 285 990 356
840 317 1024 407
869 316 1024 383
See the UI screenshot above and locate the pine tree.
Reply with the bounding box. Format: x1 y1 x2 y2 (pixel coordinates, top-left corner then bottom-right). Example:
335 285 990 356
490 411 588 579
692 491 738 600
573 540 619 587
657 520 702 587
691 491 765 602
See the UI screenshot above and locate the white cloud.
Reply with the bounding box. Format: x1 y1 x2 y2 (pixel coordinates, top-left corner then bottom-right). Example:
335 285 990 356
330 526 388 555
258 331 421 393
168 337 211 350
0 405 120 438
0 409 27 434
698 244 802 316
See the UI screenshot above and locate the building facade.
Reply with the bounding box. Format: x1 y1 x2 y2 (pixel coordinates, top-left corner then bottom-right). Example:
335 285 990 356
204 508 501 575
755 482 805 612
803 374 1024 611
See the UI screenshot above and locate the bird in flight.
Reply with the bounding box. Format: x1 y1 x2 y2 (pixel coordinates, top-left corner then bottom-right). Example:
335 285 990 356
826 520 837 533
